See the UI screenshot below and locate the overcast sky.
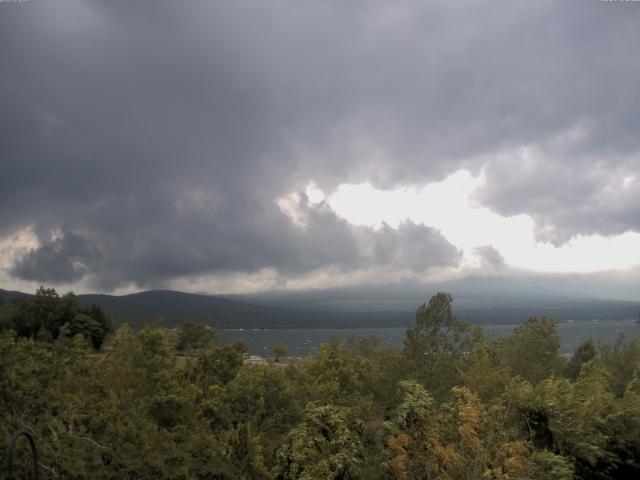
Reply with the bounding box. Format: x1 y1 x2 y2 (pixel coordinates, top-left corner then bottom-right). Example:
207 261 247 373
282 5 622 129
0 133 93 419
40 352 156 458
1 0 640 298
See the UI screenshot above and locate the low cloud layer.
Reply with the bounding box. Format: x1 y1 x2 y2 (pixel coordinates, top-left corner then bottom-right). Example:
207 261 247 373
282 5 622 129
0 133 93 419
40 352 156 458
10 196 462 290
474 246 506 272
1 1 639 291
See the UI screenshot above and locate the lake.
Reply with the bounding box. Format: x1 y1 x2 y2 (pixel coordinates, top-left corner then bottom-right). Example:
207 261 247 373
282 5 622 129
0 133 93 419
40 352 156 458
217 319 640 357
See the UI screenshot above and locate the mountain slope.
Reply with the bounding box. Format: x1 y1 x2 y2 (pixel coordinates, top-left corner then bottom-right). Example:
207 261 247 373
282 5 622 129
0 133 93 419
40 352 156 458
0 288 31 302
77 290 416 329
3 284 638 329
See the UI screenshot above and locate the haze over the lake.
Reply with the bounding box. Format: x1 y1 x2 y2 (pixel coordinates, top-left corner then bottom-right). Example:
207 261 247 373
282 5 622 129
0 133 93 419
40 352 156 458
2 1 640 300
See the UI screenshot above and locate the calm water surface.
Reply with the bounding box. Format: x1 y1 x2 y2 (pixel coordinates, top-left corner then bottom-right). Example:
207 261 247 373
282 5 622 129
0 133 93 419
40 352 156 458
217 320 640 357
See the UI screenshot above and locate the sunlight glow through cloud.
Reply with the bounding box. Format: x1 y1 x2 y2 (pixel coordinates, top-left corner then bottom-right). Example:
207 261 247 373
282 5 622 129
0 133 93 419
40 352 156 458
321 170 640 274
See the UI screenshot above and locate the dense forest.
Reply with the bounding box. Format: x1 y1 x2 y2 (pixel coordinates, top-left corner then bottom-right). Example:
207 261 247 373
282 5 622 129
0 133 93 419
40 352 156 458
2 289 640 479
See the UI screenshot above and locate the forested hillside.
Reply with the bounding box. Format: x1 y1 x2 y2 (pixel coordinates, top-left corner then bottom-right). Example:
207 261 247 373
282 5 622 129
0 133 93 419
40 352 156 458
2 287 638 330
2 291 640 478
2 289 415 329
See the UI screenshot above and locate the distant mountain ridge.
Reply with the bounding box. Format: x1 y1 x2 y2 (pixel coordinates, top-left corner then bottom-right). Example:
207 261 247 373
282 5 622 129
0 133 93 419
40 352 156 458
0 289 31 302
78 290 308 328
1 288 414 329
2 283 638 329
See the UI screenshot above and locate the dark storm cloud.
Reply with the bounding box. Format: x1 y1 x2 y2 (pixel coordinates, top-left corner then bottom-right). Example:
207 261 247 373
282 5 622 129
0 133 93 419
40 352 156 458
1 0 639 289
11 198 461 289
11 232 98 283
477 147 640 244
371 222 462 272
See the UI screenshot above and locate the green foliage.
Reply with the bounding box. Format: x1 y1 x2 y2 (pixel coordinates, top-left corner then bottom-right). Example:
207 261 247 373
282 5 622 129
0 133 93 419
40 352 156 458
0 286 112 349
188 341 248 389
505 358 640 479
276 403 363 480
272 343 289 361
565 338 597 380
388 381 548 480
0 301 17 331
176 320 216 353
299 340 369 405
63 312 104 349
403 292 470 397
525 450 574 480
0 291 639 479
499 316 564 384
598 333 640 396
462 328 510 402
